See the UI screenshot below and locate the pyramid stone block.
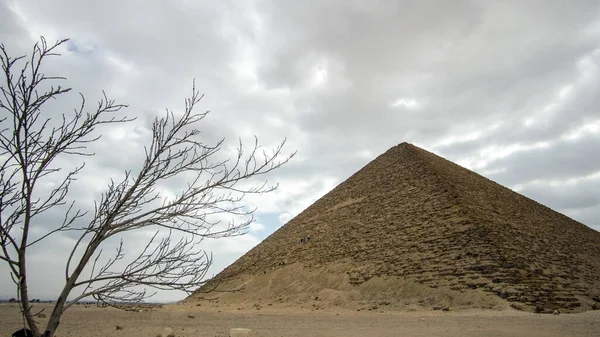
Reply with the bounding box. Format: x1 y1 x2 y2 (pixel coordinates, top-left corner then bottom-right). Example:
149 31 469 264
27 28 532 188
191 143 600 312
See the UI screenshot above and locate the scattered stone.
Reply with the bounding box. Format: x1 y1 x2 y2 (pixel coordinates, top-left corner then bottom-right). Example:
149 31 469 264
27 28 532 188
230 328 252 337
116 325 124 330
187 314 195 318
510 304 523 311
534 305 545 313
161 327 175 337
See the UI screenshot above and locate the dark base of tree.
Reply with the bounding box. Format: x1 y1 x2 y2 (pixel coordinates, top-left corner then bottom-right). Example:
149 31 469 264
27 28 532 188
12 329 33 337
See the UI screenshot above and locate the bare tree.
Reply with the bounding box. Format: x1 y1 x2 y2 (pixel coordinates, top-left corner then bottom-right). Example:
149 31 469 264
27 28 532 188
0 37 294 337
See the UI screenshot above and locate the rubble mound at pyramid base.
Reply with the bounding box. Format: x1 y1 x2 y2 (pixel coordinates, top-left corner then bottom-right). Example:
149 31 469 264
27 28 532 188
189 262 510 312
192 262 600 313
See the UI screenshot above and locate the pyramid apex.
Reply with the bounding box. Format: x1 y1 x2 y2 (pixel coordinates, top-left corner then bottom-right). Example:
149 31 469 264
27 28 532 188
379 141 425 158
393 142 423 152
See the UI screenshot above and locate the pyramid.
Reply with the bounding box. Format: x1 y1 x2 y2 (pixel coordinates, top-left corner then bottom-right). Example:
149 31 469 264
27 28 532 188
190 142 600 312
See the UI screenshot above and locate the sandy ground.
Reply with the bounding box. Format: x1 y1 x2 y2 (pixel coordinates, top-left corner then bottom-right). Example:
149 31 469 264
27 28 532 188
2 303 599 337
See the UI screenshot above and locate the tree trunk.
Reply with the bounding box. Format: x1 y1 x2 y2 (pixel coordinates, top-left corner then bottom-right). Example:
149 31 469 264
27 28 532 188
42 296 65 337
19 253 41 336
43 239 100 337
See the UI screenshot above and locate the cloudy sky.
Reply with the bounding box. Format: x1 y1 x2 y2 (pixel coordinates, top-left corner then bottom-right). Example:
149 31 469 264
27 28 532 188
1 0 599 302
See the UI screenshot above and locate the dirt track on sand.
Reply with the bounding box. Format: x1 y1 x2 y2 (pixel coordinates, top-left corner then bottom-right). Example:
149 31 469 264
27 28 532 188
2 303 599 337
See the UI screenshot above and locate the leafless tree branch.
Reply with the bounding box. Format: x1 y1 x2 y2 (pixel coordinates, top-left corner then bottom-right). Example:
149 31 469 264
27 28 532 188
0 37 294 337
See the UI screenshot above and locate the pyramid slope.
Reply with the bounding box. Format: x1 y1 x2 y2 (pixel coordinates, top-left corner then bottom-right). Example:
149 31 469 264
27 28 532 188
191 143 600 312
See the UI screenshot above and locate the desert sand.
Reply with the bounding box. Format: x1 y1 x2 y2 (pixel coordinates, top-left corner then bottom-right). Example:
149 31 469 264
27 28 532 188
2 303 599 337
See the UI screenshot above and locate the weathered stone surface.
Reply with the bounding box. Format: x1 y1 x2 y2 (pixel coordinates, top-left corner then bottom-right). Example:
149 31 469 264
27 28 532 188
192 143 600 311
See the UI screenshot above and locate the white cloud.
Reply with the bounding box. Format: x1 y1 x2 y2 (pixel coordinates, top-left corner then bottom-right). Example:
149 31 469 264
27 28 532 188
561 119 600 140
390 97 421 110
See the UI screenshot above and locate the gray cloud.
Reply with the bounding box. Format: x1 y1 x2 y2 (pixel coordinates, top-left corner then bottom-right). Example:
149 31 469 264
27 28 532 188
1 0 599 302
485 135 600 185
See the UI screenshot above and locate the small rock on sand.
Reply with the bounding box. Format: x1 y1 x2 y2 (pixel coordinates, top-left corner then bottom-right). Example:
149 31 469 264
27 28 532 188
230 328 253 337
159 327 174 337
